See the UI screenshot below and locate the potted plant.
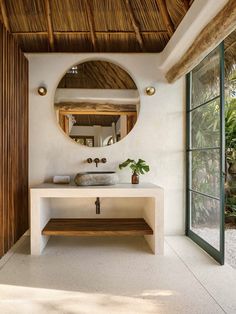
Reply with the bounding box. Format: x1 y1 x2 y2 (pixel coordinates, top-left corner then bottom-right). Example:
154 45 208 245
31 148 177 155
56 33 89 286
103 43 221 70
119 158 150 184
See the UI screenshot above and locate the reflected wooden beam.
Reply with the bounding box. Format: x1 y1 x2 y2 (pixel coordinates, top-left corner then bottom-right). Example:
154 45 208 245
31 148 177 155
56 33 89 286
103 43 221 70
85 1 97 50
0 0 10 32
44 0 54 51
59 110 136 116
156 0 174 37
166 0 236 83
55 102 137 113
125 0 144 51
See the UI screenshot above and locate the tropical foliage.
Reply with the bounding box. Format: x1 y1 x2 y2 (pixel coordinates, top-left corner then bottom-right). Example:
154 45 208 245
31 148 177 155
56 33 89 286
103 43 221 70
119 158 150 175
225 98 236 163
190 46 236 226
225 98 236 218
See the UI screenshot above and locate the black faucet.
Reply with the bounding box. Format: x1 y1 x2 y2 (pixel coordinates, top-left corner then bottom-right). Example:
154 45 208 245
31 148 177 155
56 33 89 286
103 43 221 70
86 158 107 167
95 197 100 214
94 158 100 167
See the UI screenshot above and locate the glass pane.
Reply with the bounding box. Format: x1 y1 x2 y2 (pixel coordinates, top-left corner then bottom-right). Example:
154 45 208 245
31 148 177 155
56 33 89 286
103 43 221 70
86 138 94 147
191 98 220 149
190 192 220 250
224 30 236 226
191 47 220 108
76 138 85 145
190 149 220 198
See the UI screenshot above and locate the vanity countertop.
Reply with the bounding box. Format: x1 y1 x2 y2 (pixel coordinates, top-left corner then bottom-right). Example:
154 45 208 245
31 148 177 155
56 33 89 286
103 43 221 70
31 182 162 190
30 183 163 198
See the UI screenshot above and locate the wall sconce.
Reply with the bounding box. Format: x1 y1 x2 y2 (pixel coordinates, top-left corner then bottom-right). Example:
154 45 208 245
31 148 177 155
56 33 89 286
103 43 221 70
145 86 156 96
38 86 47 96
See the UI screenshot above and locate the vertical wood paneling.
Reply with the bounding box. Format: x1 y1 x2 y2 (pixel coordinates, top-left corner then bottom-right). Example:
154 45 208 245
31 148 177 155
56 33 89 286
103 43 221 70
0 23 3 255
0 22 28 257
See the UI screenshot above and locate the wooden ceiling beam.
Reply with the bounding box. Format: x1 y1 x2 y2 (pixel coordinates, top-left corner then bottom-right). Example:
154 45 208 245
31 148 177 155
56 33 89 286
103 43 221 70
13 31 48 35
44 0 54 51
11 30 169 35
85 1 97 50
156 0 174 37
0 0 10 32
125 0 144 51
166 0 236 83
182 0 190 12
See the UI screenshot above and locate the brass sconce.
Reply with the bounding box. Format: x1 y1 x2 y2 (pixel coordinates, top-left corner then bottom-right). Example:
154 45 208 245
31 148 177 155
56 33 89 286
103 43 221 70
38 86 47 96
145 86 156 96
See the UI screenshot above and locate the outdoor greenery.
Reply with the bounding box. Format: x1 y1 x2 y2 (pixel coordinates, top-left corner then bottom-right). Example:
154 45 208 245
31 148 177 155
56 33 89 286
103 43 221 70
191 96 236 224
225 98 236 164
190 47 236 227
225 98 236 218
191 98 220 226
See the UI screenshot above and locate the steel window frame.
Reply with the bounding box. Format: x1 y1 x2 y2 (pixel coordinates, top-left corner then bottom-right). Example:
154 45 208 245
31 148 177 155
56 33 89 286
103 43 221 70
186 43 225 265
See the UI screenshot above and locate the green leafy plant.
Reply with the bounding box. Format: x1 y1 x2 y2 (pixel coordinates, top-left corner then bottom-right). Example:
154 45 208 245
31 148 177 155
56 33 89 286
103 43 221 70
225 99 236 163
119 158 150 175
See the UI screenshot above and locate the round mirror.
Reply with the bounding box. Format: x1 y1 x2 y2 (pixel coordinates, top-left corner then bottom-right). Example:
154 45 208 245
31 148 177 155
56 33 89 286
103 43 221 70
54 60 140 147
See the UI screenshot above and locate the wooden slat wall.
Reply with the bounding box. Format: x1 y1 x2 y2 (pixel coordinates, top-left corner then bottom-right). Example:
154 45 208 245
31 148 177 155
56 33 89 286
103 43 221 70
0 22 28 257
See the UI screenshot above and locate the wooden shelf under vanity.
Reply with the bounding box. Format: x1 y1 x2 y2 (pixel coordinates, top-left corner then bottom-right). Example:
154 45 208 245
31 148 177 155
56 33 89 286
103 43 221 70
42 218 153 237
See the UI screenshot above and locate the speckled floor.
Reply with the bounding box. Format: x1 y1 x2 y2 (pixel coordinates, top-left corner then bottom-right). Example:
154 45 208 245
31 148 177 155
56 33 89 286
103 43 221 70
0 236 235 314
191 227 236 269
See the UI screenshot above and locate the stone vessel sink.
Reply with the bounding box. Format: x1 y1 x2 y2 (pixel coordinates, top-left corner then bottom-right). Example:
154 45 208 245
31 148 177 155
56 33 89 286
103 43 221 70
74 171 119 186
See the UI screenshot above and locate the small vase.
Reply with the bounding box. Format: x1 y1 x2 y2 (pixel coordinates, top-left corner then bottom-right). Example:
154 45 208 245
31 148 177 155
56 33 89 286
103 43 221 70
132 172 139 184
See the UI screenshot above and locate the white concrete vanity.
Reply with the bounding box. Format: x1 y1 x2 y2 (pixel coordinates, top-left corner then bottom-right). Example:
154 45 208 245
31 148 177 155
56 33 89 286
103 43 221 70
30 183 164 255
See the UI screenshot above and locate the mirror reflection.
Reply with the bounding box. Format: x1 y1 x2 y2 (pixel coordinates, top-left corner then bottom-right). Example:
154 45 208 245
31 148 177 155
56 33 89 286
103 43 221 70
54 60 140 147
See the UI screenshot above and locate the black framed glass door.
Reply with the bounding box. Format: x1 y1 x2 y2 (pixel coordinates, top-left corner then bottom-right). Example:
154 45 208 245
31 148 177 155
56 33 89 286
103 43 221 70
186 43 225 264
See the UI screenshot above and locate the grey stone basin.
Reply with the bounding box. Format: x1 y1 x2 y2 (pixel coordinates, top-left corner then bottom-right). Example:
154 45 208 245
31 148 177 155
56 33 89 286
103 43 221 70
74 171 119 186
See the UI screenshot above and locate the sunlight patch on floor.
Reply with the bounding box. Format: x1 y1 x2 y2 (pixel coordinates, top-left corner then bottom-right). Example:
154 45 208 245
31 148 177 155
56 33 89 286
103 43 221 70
0 284 166 314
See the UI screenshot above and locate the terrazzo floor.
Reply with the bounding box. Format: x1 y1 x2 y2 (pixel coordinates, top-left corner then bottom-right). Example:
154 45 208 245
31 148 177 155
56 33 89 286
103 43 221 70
192 227 236 269
0 235 235 313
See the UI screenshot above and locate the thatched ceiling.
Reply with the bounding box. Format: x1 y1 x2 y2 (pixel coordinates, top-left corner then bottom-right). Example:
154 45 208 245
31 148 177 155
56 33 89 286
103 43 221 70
58 61 137 89
225 29 236 79
0 0 193 52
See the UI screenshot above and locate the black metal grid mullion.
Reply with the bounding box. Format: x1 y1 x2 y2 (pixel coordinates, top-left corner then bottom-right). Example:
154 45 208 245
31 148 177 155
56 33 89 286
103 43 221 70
187 95 220 113
188 188 220 201
186 43 225 265
187 147 220 152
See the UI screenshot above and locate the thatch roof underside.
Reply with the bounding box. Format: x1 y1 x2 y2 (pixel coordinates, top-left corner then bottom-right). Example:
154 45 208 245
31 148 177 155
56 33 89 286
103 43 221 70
189 28 236 104
225 29 236 79
0 0 193 52
58 61 137 89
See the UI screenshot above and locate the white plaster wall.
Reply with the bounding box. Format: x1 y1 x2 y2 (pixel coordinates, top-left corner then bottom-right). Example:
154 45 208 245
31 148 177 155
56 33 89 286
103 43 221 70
28 53 185 235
